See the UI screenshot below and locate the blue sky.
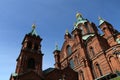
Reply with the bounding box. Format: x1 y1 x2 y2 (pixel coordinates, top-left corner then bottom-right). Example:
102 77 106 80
0 0 120 80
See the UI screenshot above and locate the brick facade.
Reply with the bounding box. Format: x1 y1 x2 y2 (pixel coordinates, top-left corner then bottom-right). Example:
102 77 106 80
54 13 120 80
10 13 120 80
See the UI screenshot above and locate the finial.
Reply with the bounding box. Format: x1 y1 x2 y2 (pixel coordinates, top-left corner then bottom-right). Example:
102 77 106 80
55 42 58 50
32 24 36 29
98 16 102 20
65 29 69 35
98 16 105 21
76 12 82 19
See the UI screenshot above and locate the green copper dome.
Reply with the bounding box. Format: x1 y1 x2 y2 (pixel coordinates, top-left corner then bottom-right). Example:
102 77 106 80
75 12 87 26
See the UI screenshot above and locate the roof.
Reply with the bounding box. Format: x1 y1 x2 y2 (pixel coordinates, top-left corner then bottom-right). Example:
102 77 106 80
43 68 55 74
98 17 105 26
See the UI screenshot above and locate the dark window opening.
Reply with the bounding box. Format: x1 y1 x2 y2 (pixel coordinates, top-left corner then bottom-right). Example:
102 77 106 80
79 70 84 80
34 43 39 51
96 64 103 76
80 27 84 35
91 63 97 79
90 47 95 57
27 58 35 69
85 22 90 33
27 42 32 49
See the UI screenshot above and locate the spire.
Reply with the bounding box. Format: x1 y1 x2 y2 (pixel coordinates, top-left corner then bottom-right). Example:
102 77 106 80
75 12 87 26
98 16 105 25
29 24 38 37
32 24 36 29
55 42 59 50
65 29 69 35
76 12 82 19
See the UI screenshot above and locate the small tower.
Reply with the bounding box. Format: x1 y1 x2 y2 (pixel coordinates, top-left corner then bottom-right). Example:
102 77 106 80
64 29 71 40
10 24 44 80
53 43 61 69
99 17 118 46
99 17 117 38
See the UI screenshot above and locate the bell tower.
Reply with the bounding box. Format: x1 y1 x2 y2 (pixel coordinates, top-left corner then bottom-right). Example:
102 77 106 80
10 24 44 80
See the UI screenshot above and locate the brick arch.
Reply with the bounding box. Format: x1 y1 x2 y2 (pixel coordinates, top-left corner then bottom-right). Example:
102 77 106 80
107 54 113 62
93 62 103 77
108 54 120 72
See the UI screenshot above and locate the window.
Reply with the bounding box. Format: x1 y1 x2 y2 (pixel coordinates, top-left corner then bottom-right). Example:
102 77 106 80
34 43 39 51
85 22 90 33
96 63 103 76
79 70 84 80
90 47 95 57
27 41 32 49
67 45 72 55
70 59 74 69
27 58 35 69
91 63 97 79
80 27 84 35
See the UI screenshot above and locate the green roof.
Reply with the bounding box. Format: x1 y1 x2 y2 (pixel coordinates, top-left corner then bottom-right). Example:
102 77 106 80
98 17 105 25
75 13 87 26
82 34 95 40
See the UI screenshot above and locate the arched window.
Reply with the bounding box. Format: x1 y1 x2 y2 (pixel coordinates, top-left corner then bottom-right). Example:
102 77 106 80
79 70 84 80
27 58 35 69
27 41 32 49
80 27 84 35
70 59 74 69
67 45 72 55
85 22 90 33
90 47 95 57
91 63 97 79
96 63 102 76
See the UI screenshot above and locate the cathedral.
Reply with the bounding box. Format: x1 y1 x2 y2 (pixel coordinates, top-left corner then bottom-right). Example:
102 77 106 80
10 13 120 80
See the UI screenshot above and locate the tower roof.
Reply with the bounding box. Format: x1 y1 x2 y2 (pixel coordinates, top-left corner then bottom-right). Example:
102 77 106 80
98 17 105 26
28 24 38 37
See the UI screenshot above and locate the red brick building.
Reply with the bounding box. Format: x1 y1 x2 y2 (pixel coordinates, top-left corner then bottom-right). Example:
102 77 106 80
10 13 120 80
